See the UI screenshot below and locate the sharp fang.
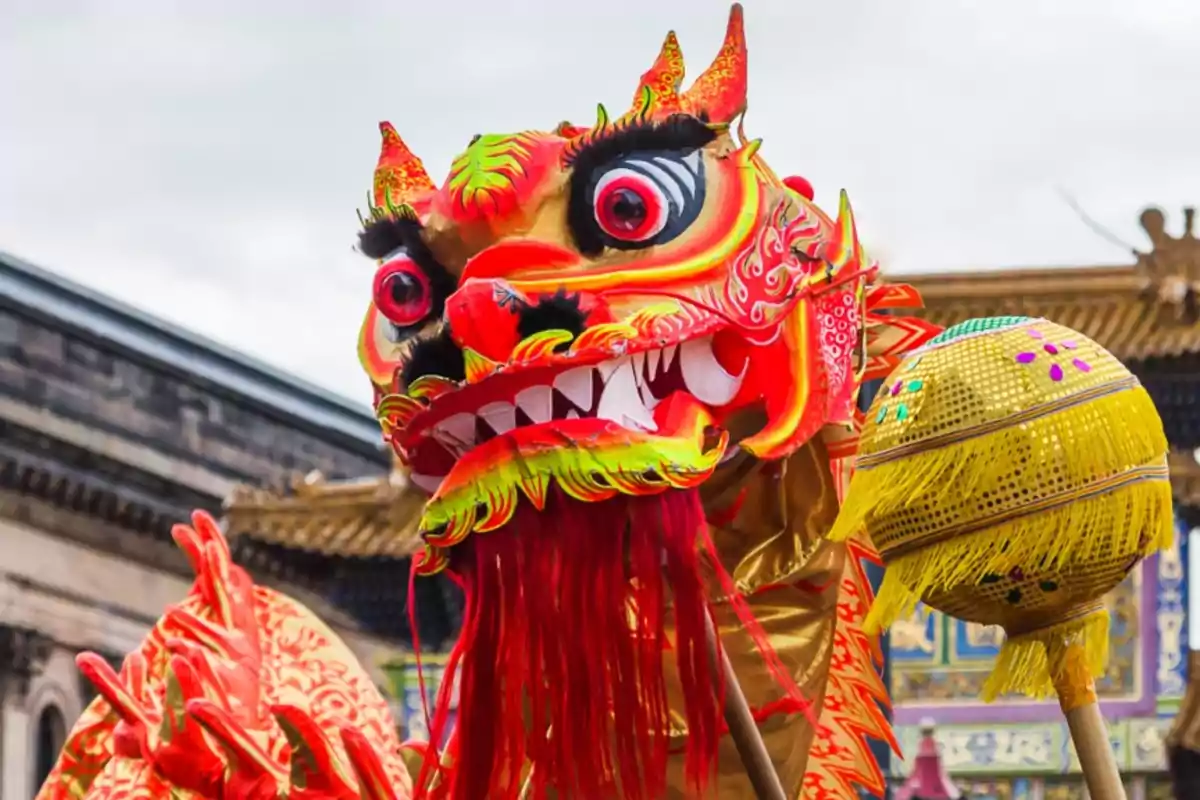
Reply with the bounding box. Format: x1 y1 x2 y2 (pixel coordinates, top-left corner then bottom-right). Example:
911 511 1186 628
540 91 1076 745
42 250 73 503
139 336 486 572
553 366 594 410
631 352 647 387
478 401 517 436
661 344 678 373
679 338 745 406
566 409 580 419
595 358 622 383
646 348 661 378
596 359 657 432
411 473 444 494
515 385 553 424
433 412 476 452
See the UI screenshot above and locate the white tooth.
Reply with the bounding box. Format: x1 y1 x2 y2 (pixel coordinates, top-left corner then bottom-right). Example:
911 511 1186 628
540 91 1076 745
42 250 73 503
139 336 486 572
631 352 647 386
553 366 594 410
682 150 701 173
566 409 580 419
434 413 476 450
646 348 661 379
679 338 746 406
661 344 678 373
411 473 444 494
596 358 622 383
478 402 517 435
515 385 553 424
597 360 658 432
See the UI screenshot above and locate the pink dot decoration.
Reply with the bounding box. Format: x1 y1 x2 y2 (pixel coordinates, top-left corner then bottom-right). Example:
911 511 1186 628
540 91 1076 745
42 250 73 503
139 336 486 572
1026 328 1044 340
891 380 903 396
1043 343 1059 355
1049 363 1065 382
1015 352 1037 364
1072 358 1091 372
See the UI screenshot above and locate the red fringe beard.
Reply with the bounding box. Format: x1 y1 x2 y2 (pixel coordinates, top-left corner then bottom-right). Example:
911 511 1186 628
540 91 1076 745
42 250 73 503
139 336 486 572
414 488 722 800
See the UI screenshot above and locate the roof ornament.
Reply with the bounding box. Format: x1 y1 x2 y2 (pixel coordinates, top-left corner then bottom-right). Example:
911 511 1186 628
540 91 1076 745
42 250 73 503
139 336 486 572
1141 206 1200 322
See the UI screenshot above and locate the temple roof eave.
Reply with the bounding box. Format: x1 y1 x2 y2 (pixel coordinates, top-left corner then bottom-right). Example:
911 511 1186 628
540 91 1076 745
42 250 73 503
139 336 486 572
223 475 426 559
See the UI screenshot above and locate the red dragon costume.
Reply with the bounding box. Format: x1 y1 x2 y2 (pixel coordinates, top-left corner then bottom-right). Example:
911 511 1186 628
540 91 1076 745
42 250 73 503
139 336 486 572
36 6 940 798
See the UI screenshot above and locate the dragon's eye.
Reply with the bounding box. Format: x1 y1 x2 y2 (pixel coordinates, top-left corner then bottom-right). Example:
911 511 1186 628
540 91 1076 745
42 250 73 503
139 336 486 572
593 169 667 242
579 150 706 253
373 255 432 329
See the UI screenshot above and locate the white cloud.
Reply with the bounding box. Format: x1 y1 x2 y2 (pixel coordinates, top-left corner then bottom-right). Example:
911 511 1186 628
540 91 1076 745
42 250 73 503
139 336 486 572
2 0 1197 403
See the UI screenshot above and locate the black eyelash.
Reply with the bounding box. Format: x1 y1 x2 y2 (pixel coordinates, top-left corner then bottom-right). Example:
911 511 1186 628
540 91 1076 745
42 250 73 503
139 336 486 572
358 215 422 260
402 328 467 386
360 216 458 336
563 114 716 173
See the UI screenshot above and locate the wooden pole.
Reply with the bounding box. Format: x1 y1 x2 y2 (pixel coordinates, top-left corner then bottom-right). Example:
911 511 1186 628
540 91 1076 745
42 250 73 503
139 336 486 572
702 609 788 800
1051 642 1126 800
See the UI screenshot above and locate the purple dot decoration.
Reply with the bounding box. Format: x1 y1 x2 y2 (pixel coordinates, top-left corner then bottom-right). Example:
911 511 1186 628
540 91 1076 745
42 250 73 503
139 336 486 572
1014 334 1092 382
891 380 903 396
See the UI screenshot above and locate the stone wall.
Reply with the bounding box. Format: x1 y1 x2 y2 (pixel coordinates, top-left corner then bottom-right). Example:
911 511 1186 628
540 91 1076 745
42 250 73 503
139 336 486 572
0 304 385 488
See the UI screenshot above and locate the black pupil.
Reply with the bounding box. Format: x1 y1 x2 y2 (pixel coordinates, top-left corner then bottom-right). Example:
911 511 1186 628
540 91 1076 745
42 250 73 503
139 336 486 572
604 187 647 232
389 272 424 307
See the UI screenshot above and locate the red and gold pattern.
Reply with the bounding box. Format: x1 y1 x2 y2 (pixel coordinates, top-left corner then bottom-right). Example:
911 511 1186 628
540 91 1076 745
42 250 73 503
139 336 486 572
35 511 415 800
350 3 939 798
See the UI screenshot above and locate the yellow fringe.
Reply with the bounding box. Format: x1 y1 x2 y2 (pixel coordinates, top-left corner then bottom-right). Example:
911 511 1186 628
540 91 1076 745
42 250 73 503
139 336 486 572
981 608 1110 702
862 474 1173 633
828 376 1175 701
832 382 1173 634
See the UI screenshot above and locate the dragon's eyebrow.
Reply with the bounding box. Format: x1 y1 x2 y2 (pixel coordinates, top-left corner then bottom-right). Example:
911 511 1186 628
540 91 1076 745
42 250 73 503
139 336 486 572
358 215 425 261
563 114 718 172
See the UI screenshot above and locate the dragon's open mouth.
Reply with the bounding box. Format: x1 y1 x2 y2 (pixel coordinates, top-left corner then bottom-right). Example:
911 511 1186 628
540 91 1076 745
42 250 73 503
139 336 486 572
394 333 750 571
403 334 748 493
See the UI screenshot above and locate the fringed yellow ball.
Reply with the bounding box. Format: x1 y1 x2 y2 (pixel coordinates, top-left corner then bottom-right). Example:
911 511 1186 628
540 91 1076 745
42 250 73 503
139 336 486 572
831 316 1173 700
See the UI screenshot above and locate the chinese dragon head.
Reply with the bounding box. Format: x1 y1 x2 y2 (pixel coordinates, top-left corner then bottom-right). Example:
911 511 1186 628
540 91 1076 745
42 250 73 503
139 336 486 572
358 4 936 799
362 6 874 546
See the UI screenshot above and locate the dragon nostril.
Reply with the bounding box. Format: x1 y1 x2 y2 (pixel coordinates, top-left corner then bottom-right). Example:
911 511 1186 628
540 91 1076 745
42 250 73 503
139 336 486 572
402 329 467 386
516 290 588 341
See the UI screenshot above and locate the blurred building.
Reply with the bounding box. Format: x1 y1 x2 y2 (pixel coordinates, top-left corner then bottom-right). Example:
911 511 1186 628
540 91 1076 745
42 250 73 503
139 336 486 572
885 207 1200 800
0 252 456 799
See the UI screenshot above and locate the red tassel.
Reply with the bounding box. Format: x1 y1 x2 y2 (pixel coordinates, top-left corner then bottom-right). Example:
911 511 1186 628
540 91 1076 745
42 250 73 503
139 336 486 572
415 488 788 799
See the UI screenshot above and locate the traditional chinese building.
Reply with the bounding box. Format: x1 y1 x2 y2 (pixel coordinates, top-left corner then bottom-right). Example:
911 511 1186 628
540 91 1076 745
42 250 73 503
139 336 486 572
885 207 1200 800
0 251 452 798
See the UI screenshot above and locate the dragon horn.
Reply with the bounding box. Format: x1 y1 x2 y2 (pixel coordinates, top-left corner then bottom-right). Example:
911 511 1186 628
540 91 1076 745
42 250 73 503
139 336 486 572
625 30 685 119
341 726 403 800
679 4 747 124
186 698 289 786
826 190 865 274
374 122 435 211
271 704 360 795
76 652 153 730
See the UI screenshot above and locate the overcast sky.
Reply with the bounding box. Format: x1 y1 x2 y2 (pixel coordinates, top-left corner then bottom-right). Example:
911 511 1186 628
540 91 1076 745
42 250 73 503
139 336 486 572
2 0 1198 405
